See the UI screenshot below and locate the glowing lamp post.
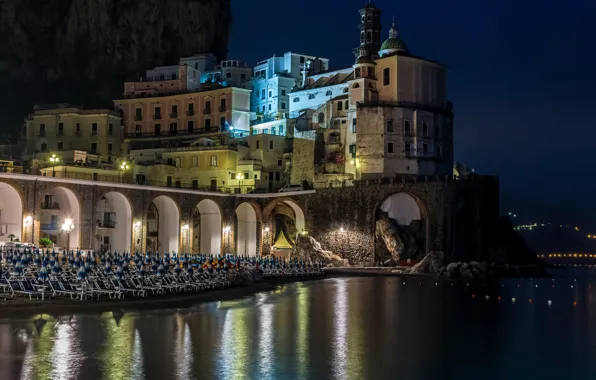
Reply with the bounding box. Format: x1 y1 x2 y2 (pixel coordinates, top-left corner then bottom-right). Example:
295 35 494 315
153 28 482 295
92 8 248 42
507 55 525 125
236 173 243 194
119 161 130 183
62 218 75 254
49 154 60 177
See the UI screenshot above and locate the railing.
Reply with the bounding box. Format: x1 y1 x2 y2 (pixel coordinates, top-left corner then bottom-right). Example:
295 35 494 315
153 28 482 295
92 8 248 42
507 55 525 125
204 108 211 114
38 131 46 137
40 224 59 230
219 105 227 112
187 110 195 116
56 131 64 136
357 100 454 116
97 220 116 228
41 202 60 210
124 128 222 139
170 112 178 118
91 131 97 136
154 114 162 120
250 115 286 126
134 115 143 121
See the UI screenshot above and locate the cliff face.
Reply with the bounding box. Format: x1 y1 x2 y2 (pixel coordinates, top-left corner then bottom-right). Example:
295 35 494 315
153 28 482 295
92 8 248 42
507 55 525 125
0 0 232 130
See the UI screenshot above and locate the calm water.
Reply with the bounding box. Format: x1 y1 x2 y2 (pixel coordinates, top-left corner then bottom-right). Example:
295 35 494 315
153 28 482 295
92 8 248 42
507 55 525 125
2 275 596 380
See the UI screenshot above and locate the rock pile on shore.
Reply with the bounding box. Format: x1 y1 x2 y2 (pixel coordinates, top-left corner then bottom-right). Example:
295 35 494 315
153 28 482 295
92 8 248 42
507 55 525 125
290 234 348 267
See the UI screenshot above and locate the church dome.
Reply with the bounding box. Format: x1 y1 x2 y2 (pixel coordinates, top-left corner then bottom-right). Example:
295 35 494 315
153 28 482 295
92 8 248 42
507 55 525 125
379 19 409 56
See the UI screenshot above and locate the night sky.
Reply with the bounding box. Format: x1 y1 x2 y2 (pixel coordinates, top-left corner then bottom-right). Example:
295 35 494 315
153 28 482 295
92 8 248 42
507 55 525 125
230 0 596 226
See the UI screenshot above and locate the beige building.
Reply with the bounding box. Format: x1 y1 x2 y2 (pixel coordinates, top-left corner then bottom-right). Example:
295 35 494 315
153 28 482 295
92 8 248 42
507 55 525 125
24 104 123 168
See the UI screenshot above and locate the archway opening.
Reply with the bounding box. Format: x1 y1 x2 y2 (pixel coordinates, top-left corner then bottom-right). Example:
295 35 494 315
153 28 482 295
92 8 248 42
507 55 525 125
235 203 258 256
375 192 425 265
267 200 305 251
0 183 23 245
147 196 179 254
95 192 132 254
194 199 222 254
40 187 80 250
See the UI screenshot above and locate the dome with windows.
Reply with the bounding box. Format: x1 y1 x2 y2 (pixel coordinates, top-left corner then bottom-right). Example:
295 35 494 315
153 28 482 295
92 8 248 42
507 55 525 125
379 21 409 56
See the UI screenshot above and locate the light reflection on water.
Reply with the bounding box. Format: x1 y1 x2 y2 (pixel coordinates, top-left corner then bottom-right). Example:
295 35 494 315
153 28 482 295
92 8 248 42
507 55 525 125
3 277 596 379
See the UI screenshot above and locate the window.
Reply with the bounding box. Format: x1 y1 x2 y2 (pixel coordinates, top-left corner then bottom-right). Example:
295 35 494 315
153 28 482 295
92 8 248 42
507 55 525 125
188 120 194 131
261 89 266 99
275 172 280 181
256 140 260 149
387 119 394 132
367 67 373 78
155 124 161 135
300 56 305 63
91 123 98 135
337 101 343 111
41 143 47 152
58 123 64 135
366 30 372 43
192 180 198 189
308 94 315 100
220 117 226 127
188 103 194 115
271 127 276 135
279 125 284 135
166 176 172 187
383 68 390 86
57 142 63 150
210 155 217 166
154 107 161 119
343 88 349 93
326 90 332 96
220 98 226 111
76 123 81 132
367 14 372 22
293 97 300 102
404 142 411 155
318 113 325 123
353 83 360 89
422 143 428 155
135 108 142 120
281 89 286 96
404 119 412 135
192 156 198 167
387 142 394 154
205 118 211 130
135 125 141 135
355 67 361 77
229 172 236 180
226 72 231 78
244 172 249 179
349 144 356 158
420 122 429 137
205 100 211 113
91 142 97 153
175 158 181 168
170 122 177 134
281 102 286 110
269 91 272 98
345 100 349 109
108 123 113 135
171 104 178 116
108 143 112 153
269 140 274 149
268 104 272 111
93 173 98 181
241 73 246 80
436 145 442 157
435 125 442 138
352 118 357 133
360 31 365 44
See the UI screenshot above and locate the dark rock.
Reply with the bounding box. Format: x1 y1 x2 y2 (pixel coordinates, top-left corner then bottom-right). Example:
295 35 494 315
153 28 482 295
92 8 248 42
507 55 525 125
407 251 444 274
375 212 424 265
290 234 348 267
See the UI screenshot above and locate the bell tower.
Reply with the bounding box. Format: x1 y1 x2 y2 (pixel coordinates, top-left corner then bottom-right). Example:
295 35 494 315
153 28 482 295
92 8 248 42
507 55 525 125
353 2 382 62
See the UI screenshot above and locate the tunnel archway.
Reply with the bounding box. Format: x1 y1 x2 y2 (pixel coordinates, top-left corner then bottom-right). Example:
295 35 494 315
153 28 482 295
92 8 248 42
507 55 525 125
147 196 180 254
40 186 80 250
95 192 133 253
263 199 306 251
375 192 427 264
235 203 258 256
0 183 23 244
194 199 222 254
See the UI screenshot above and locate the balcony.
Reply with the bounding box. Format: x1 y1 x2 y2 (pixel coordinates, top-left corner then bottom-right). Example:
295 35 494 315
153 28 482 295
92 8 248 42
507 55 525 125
124 128 218 139
405 130 415 137
41 202 60 210
170 112 178 118
97 220 116 228
134 115 143 121
203 108 211 115
38 131 46 137
219 105 227 112
40 223 59 231
91 130 98 136
187 109 195 116
56 131 64 137
153 114 162 120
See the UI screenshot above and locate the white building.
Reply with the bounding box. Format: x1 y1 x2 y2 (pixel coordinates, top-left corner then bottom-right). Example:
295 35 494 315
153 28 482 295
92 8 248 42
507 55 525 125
179 54 252 88
250 52 330 136
286 3 454 187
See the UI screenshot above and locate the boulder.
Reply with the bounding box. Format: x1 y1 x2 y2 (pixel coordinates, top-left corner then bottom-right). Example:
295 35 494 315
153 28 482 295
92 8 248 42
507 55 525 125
375 213 425 265
375 216 404 263
407 251 444 274
290 234 348 267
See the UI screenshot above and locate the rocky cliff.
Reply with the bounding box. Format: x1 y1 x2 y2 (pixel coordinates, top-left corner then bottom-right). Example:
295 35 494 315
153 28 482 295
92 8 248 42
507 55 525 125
0 0 231 131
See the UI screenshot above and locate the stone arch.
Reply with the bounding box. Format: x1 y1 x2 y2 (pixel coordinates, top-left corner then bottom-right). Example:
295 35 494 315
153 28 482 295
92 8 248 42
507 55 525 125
451 189 481 262
39 186 81 250
147 195 180 254
95 191 133 253
263 198 306 250
194 199 222 254
0 182 24 244
375 192 428 264
235 202 261 256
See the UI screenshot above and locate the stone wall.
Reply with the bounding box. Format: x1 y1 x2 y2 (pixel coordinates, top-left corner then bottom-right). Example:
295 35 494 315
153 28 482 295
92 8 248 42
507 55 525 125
289 138 315 186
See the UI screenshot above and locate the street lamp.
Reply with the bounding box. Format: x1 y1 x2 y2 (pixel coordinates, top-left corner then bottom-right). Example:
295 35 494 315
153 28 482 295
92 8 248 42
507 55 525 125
49 154 60 177
62 218 75 254
236 173 243 194
119 160 130 183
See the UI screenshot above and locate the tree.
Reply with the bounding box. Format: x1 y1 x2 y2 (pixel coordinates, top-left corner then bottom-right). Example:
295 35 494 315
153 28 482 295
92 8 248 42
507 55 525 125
39 238 53 248
7 234 16 242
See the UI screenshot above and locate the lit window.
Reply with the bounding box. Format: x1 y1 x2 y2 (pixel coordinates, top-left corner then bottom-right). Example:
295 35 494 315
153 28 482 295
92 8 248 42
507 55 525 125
210 155 217 166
